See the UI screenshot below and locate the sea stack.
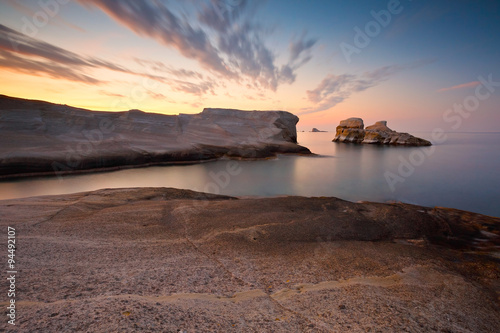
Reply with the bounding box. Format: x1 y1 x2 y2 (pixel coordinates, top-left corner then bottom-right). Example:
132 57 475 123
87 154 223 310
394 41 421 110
333 118 431 146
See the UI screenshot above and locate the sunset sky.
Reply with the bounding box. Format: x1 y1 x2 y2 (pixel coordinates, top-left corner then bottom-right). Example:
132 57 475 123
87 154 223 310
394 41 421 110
1 0 499 131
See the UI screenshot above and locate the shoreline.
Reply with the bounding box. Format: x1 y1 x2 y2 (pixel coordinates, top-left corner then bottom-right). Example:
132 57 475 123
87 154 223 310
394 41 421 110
2 187 499 245
1 187 498 331
0 151 317 181
1 180 497 219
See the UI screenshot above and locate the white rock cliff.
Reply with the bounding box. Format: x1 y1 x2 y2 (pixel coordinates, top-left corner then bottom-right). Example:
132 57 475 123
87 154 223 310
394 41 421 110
0 95 310 178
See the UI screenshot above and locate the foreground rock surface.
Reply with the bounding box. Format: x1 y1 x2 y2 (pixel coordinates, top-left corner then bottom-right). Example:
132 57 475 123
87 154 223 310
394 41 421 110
1 188 498 332
0 95 310 178
333 118 431 146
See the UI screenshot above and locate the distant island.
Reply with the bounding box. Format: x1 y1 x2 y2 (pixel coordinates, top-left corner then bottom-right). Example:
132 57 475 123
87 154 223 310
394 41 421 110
0 95 311 179
333 117 431 146
310 128 326 132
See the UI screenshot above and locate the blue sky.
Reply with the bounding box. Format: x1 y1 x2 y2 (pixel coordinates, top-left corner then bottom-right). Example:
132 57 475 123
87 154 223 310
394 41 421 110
0 0 499 131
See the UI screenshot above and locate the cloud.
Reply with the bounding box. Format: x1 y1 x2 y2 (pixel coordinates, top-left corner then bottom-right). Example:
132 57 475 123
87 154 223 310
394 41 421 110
0 49 102 84
134 58 204 80
198 0 255 32
301 60 434 115
0 23 220 98
363 59 435 81
302 73 371 114
0 22 223 99
147 91 169 100
437 81 480 92
200 2 316 90
99 90 126 98
77 0 232 77
134 57 218 96
172 79 217 96
289 31 317 63
78 0 316 91
1 24 89 66
0 23 137 83
1 0 319 96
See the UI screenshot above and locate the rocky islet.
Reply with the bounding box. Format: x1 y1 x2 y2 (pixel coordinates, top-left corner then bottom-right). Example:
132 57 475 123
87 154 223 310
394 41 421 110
333 117 432 146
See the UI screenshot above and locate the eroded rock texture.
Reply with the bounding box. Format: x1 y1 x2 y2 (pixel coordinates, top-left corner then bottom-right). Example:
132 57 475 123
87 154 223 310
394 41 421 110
0 95 310 178
1 188 498 332
333 118 431 146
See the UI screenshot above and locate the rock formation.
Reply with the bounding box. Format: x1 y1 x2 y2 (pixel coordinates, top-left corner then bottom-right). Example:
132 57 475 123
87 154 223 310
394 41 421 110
0 95 311 178
1 187 498 331
311 128 326 132
333 117 431 146
339 117 364 129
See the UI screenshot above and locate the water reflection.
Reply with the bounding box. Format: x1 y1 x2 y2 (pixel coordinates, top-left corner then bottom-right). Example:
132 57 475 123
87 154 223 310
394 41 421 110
0 132 499 217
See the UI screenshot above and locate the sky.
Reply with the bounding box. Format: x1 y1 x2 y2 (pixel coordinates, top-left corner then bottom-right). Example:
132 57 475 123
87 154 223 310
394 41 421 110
0 0 499 132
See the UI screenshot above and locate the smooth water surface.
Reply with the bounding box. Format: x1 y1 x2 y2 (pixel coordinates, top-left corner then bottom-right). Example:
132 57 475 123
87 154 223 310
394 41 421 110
1 132 499 217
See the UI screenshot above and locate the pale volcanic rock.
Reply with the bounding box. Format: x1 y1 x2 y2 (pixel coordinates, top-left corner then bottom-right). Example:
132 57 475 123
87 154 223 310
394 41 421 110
333 128 365 143
333 118 431 146
0 95 311 178
365 120 389 131
0 188 499 332
339 117 364 129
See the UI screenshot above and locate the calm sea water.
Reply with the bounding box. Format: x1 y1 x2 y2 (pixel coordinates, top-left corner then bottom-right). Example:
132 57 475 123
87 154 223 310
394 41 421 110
1 132 499 217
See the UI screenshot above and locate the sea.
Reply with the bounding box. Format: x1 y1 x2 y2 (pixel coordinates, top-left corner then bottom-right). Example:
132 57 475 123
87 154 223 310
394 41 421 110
1 132 499 217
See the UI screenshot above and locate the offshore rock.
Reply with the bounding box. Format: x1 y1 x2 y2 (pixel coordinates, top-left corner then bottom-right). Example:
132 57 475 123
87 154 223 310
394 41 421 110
333 118 431 146
339 117 364 129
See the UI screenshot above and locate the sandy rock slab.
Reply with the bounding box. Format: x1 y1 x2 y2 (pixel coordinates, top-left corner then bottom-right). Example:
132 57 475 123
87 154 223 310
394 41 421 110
0 95 311 179
1 187 499 332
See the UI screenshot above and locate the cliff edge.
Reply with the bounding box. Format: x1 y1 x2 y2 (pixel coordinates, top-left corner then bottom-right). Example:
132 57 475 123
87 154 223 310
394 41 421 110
0 95 311 178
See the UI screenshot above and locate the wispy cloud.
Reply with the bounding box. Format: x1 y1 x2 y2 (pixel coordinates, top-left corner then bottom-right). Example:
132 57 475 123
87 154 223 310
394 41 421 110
134 57 217 96
1 0 318 98
0 23 220 98
147 91 169 101
289 31 317 64
78 0 233 77
0 48 103 84
99 90 126 98
197 0 316 90
301 59 435 115
134 58 204 80
1 24 92 67
0 23 134 84
436 81 480 92
172 79 217 96
77 0 316 91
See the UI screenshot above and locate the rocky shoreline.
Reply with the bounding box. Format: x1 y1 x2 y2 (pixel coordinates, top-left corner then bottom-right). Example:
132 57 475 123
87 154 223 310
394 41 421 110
0 95 311 179
1 188 498 332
